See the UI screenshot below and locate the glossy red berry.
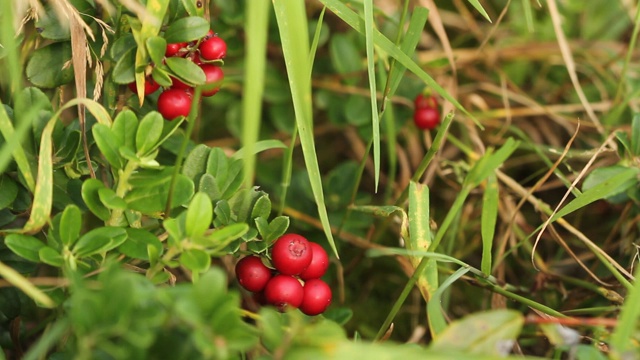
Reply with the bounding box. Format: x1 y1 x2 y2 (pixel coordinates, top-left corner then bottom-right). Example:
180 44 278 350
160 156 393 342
414 93 437 109
204 29 215 40
157 88 192 120
271 234 313 276
165 42 187 57
413 107 440 130
127 77 160 95
200 64 224 97
299 279 332 316
170 76 192 90
299 242 329 280
199 36 227 61
235 256 272 292
264 275 304 311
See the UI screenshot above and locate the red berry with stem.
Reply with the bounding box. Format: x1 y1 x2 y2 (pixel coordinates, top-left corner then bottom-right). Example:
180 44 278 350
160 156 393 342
413 107 440 130
264 275 304 311
300 279 332 316
199 36 227 61
414 93 438 110
165 42 187 57
200 64 224 97
299 242 329 280
170 76 192 90
271 234 313 276
157 88 192 120
127 76 160 95
235 256 272 292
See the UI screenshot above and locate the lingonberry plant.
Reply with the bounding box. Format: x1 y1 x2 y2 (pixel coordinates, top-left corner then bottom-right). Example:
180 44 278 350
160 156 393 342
1 0 639 359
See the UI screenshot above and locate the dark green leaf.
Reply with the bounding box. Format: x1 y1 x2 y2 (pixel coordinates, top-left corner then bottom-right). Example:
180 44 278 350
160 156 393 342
39 246 64 267
80 178 111 221
111 47 136 84
92 124 124 169
59 205 81 247
186 192 213 237
329 33 363 81
125 174 194 213
0 175 18 209
183 144 211 180
97 188 128 210
119 228 163 260
179 248 211 273
5 234 46 262
199 173 222 201
35 10 70 40
136 112 164 156
165 57 206 86
26 42 74 88
251 194 271 220
151 66 173 88
53 130 81 166
110 33 136 61
213 200 232 226
73 227 128 257
146 36 167 65
112 110 139 154
204 223 249 246
163 16 210 43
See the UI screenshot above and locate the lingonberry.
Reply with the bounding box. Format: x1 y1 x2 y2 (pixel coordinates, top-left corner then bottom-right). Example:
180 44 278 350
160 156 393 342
299 279 332 316
199 36 227 61
413 107 440 130
414 93 437 110
235 255 272 292
200 64 224 97
170 76 192 90
271 234 313 276
299 242 329 280
264 274 304 311
127 76 160 95
157 88 192 120
165 42 187 57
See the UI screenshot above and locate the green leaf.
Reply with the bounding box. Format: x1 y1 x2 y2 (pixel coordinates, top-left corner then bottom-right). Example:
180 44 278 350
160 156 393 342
251 194 271 220
136 112 164 156
273 0 338 257
59 205 81 247
35 9 70 40
480 174 498 275
204 223 249 247
110 33 136 61
81 178 111 221
430 310 524 356
5 234 46 262
0 175 18 209
73 227 128 257
183 144 210 180
259 307 285 352
427 267 470 337
146 36 167 65
38 246 64 267
112 110 139 155
632 113 640 156
329 34 362 79
179 248 211 273
92 124 124 169
466 0 492 22
125 173 194 213
111 47 136 84
214 200 232 226
163 16 210 43
165 56 206 86
256 216 289 244
151 66 173 87
97 188 128 210
186 192 213 237
232 139 287 160
466 138 520 188
119 228 163 260
199 173 222 201
363 0 381 190
26 42 74 88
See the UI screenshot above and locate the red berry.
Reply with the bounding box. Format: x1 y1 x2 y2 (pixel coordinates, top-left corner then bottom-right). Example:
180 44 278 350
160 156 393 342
235 256 272 292
127 76 160 95
165 42 187 57
170 76 192 90
299 279 332 316
200 64 224 97
414 94 437 109
413 107 440 130
299 242 329 280
187 51 203 65
199 36 227 61
264 275 304 311
157 88 192 120
204 29 215 40
271 234 313 276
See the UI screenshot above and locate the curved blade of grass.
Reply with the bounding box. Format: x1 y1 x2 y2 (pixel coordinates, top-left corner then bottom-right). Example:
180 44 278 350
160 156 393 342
408 182 437 298
466 0 492 22
480 173 498 275
0 261 54 308
609 266 640 356
241 0 270 188
273 0 337 257
428 267 470 337
318 0 478 126
363 0 381 191
0 105 35 191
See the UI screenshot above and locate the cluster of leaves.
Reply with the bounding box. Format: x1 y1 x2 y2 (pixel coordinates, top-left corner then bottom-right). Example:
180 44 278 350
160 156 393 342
1 0 640 359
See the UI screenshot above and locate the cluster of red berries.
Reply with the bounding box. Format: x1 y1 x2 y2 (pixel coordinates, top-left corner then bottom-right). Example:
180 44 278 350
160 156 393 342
235 234 332 316
127 30 227 120
413 92 441 130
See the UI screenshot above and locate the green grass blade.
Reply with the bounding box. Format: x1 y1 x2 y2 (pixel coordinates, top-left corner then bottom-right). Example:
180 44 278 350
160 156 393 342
609 265 640 356
466 0 492 22
241 0 270 188
309 6 327 70
318 0 477 125
521 0 535 32
0 106 35 191
427 267 470 337
273 0 337 257
363 0 381 191
480 173 498 275
0 261 54 308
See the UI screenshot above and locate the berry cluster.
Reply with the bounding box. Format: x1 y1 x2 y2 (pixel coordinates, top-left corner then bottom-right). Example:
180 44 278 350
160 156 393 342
235 234 332 316
128 30 227 120
413 92 441 130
